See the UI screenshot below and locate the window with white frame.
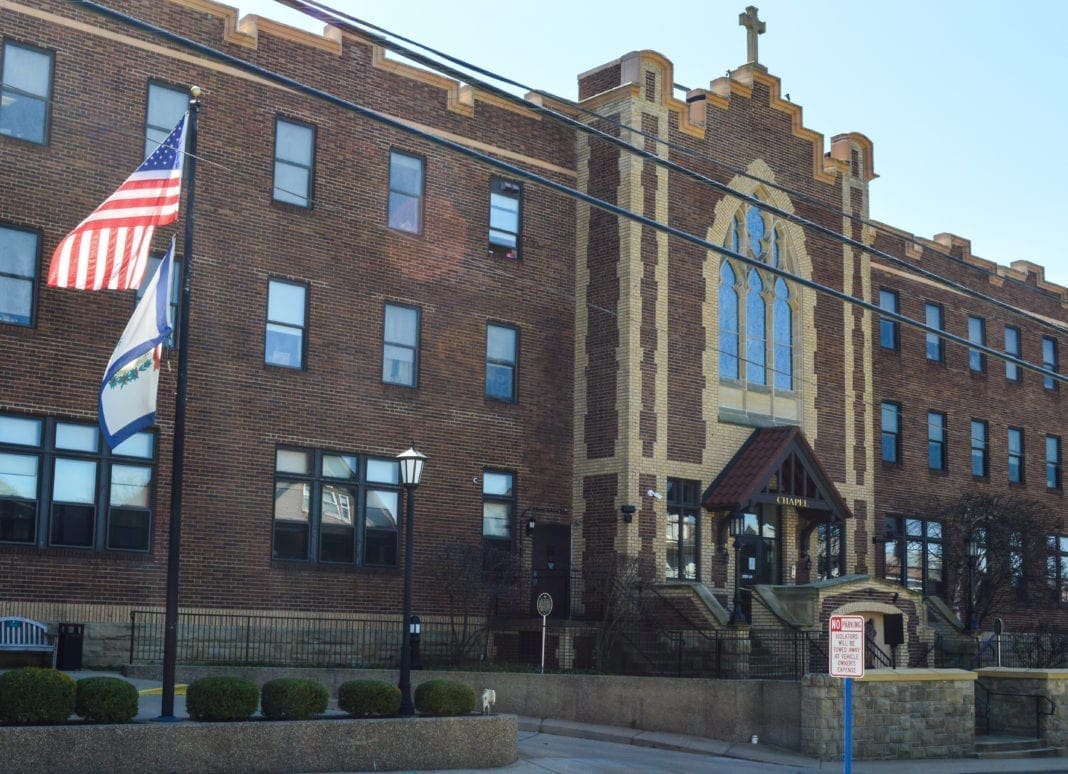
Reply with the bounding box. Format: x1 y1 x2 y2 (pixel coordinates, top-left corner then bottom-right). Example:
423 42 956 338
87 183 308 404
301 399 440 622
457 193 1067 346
0 414 156 552
273 117 314 207
0 224 38 327
265 279 307 369
0 42 53 144
273 448 399 566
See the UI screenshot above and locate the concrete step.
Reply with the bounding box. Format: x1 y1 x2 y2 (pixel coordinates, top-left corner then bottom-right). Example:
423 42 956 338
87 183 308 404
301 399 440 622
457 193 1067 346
974 735 1063 759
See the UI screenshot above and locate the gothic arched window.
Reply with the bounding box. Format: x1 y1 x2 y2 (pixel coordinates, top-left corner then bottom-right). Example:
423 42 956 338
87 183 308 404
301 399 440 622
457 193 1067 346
718 199 799 421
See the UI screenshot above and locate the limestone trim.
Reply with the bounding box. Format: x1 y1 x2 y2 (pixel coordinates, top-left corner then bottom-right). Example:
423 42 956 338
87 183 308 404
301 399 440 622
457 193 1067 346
858 668 977 683
702 160 817 467
174 0 344 54
976 668 1068 680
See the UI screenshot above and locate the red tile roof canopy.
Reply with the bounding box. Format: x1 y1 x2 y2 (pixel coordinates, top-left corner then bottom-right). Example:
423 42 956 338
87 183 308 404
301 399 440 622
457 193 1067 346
701 426 853 519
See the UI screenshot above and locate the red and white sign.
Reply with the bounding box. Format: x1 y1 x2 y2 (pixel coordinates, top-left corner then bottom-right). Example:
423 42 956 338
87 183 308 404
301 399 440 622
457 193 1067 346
829 614 866 678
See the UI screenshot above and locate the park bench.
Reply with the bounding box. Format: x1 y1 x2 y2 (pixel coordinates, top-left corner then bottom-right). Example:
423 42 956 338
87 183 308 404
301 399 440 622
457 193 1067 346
0 616 57 667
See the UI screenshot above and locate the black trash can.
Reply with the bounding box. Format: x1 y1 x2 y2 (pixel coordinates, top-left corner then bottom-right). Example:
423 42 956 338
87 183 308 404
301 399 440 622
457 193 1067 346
56 623 84 670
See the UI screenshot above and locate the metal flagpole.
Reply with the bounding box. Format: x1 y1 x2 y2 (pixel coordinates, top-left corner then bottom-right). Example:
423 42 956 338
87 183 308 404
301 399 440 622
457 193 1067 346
159 86 201 720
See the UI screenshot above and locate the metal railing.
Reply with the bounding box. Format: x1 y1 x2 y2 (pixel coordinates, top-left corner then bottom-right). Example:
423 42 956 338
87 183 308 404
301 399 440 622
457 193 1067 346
129 610 488 668
975 680 1056 739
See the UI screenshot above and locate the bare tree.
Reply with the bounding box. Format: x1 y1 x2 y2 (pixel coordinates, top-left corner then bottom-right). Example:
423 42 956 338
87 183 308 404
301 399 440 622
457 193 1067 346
935 493 1059 629
428 541 520 665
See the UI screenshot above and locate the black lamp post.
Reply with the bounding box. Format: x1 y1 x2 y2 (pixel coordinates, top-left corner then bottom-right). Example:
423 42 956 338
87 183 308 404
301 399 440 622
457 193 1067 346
396 445 426 716
964 534 979 632
729 510 745 625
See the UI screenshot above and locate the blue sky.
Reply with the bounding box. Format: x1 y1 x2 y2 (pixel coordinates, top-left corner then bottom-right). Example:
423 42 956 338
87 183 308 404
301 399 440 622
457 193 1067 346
240 1 1068 290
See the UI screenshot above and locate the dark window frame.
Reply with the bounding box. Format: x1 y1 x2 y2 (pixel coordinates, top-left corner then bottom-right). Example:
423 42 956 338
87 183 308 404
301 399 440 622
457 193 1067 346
482 468 516 564
878 288 899 351
1008 427 1025 484
880 401 902 464
924 303 944 362
1005 326 1022 382
1043 336 1059 391
1047 435 1063 492
1047 535 1068 604
967 315 986 373
272 115 316 208
884 516 945 598
0 40 54 145
485 322 519 403
271 447 401 567
488 177 522 260
381 302 421 388
666 478 701 581
0 222 40 328
387 149 425 235
264 278 309 370
927 411 947 471
970 419 989 479
0 413 157 553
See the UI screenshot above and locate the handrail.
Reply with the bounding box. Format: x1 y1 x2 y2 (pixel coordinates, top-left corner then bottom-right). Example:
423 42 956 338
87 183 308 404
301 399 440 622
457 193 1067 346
975 680 1057 739
641 582 719 645
865 632 893 669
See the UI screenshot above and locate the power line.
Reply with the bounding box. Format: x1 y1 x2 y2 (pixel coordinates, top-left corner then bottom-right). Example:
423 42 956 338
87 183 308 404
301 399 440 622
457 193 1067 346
275 0 1068 338
68 0 1064 388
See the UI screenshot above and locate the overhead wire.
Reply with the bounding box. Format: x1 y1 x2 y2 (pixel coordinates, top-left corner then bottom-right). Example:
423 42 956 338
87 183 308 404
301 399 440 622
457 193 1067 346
274 0 1068 338
58 0 1068 463
62 0 1067 396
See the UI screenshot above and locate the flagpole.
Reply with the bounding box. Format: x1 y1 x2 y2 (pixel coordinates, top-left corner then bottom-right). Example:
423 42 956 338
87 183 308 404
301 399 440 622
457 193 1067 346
160 86 201 721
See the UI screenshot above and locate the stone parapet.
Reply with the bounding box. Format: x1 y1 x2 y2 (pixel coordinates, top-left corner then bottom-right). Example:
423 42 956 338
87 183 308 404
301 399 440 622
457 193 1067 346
801 669 975 760
976 668 1068 746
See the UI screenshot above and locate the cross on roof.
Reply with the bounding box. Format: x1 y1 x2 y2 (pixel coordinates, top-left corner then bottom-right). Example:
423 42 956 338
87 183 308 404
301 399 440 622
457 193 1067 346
739 6 766 65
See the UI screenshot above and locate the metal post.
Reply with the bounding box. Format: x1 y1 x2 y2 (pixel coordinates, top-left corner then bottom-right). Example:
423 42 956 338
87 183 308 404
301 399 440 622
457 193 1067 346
399 484 416 716
161 90 201 721
540 613 546 674
844 677 853 774
968 556 978 632
731 538 741 625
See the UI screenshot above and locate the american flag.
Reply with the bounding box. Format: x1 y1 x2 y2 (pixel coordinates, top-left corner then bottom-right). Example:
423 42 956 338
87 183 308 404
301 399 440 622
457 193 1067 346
48 114 187 290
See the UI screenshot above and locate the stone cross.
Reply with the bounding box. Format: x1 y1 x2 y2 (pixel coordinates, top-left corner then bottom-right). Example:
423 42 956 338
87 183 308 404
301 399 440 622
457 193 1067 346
739 6 766 65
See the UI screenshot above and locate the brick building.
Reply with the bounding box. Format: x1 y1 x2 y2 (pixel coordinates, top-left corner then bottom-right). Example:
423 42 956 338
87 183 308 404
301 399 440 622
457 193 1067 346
0 0 1064 667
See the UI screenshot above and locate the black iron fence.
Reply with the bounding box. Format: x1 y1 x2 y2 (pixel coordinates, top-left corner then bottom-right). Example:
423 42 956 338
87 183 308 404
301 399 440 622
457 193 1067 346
129 611 489 668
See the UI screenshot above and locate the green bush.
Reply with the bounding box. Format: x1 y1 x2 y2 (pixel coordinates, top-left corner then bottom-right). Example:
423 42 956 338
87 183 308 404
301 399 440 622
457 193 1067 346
0 667 76 724
260 678 328 720
413 679 475 717
75 677 139 723
185 676 259 722
337 680 401 717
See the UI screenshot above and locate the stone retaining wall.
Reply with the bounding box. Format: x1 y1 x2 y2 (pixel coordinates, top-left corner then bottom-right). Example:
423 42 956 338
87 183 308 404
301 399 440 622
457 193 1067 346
976 668 1068 746
801 669 976 760
0 715 517 774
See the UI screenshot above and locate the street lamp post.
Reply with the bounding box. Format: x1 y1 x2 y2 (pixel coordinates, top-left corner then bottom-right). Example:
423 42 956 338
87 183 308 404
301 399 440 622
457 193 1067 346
729 510 745 626
396 445 426 717
965 534 979 632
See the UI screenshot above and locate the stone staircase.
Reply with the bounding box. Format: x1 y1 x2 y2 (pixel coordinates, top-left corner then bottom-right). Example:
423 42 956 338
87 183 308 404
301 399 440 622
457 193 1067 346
973 735 1064 759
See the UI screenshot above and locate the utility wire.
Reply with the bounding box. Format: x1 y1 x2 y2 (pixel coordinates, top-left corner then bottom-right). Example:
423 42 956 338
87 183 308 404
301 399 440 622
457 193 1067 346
68 0 1065 389
278 0 1068 338
19 5 1058 457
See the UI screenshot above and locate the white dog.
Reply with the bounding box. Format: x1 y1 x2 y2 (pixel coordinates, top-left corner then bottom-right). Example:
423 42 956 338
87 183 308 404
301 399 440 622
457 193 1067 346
480 688 496 714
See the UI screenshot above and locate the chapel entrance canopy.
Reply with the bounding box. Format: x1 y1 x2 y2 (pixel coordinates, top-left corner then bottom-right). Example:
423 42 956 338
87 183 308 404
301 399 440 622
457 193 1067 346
702 426 853 521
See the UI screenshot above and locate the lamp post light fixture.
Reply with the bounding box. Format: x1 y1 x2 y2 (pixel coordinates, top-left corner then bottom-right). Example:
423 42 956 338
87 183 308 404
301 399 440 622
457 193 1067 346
964 533 979 632
396 445 426 716
729 510 746 626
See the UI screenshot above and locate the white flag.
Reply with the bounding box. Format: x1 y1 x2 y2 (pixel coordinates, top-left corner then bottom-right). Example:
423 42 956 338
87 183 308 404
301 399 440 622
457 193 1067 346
98 238 176 449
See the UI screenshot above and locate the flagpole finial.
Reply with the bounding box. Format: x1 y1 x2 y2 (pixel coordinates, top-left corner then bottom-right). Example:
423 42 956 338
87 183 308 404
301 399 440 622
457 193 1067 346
189 85 202 100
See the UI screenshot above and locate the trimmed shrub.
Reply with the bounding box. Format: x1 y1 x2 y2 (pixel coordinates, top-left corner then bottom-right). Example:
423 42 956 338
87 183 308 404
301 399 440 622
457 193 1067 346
413 679 475 717
337 680 401 717
260 678 328 721
0 667 76 724
185 676 259 722
76 677 139 723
